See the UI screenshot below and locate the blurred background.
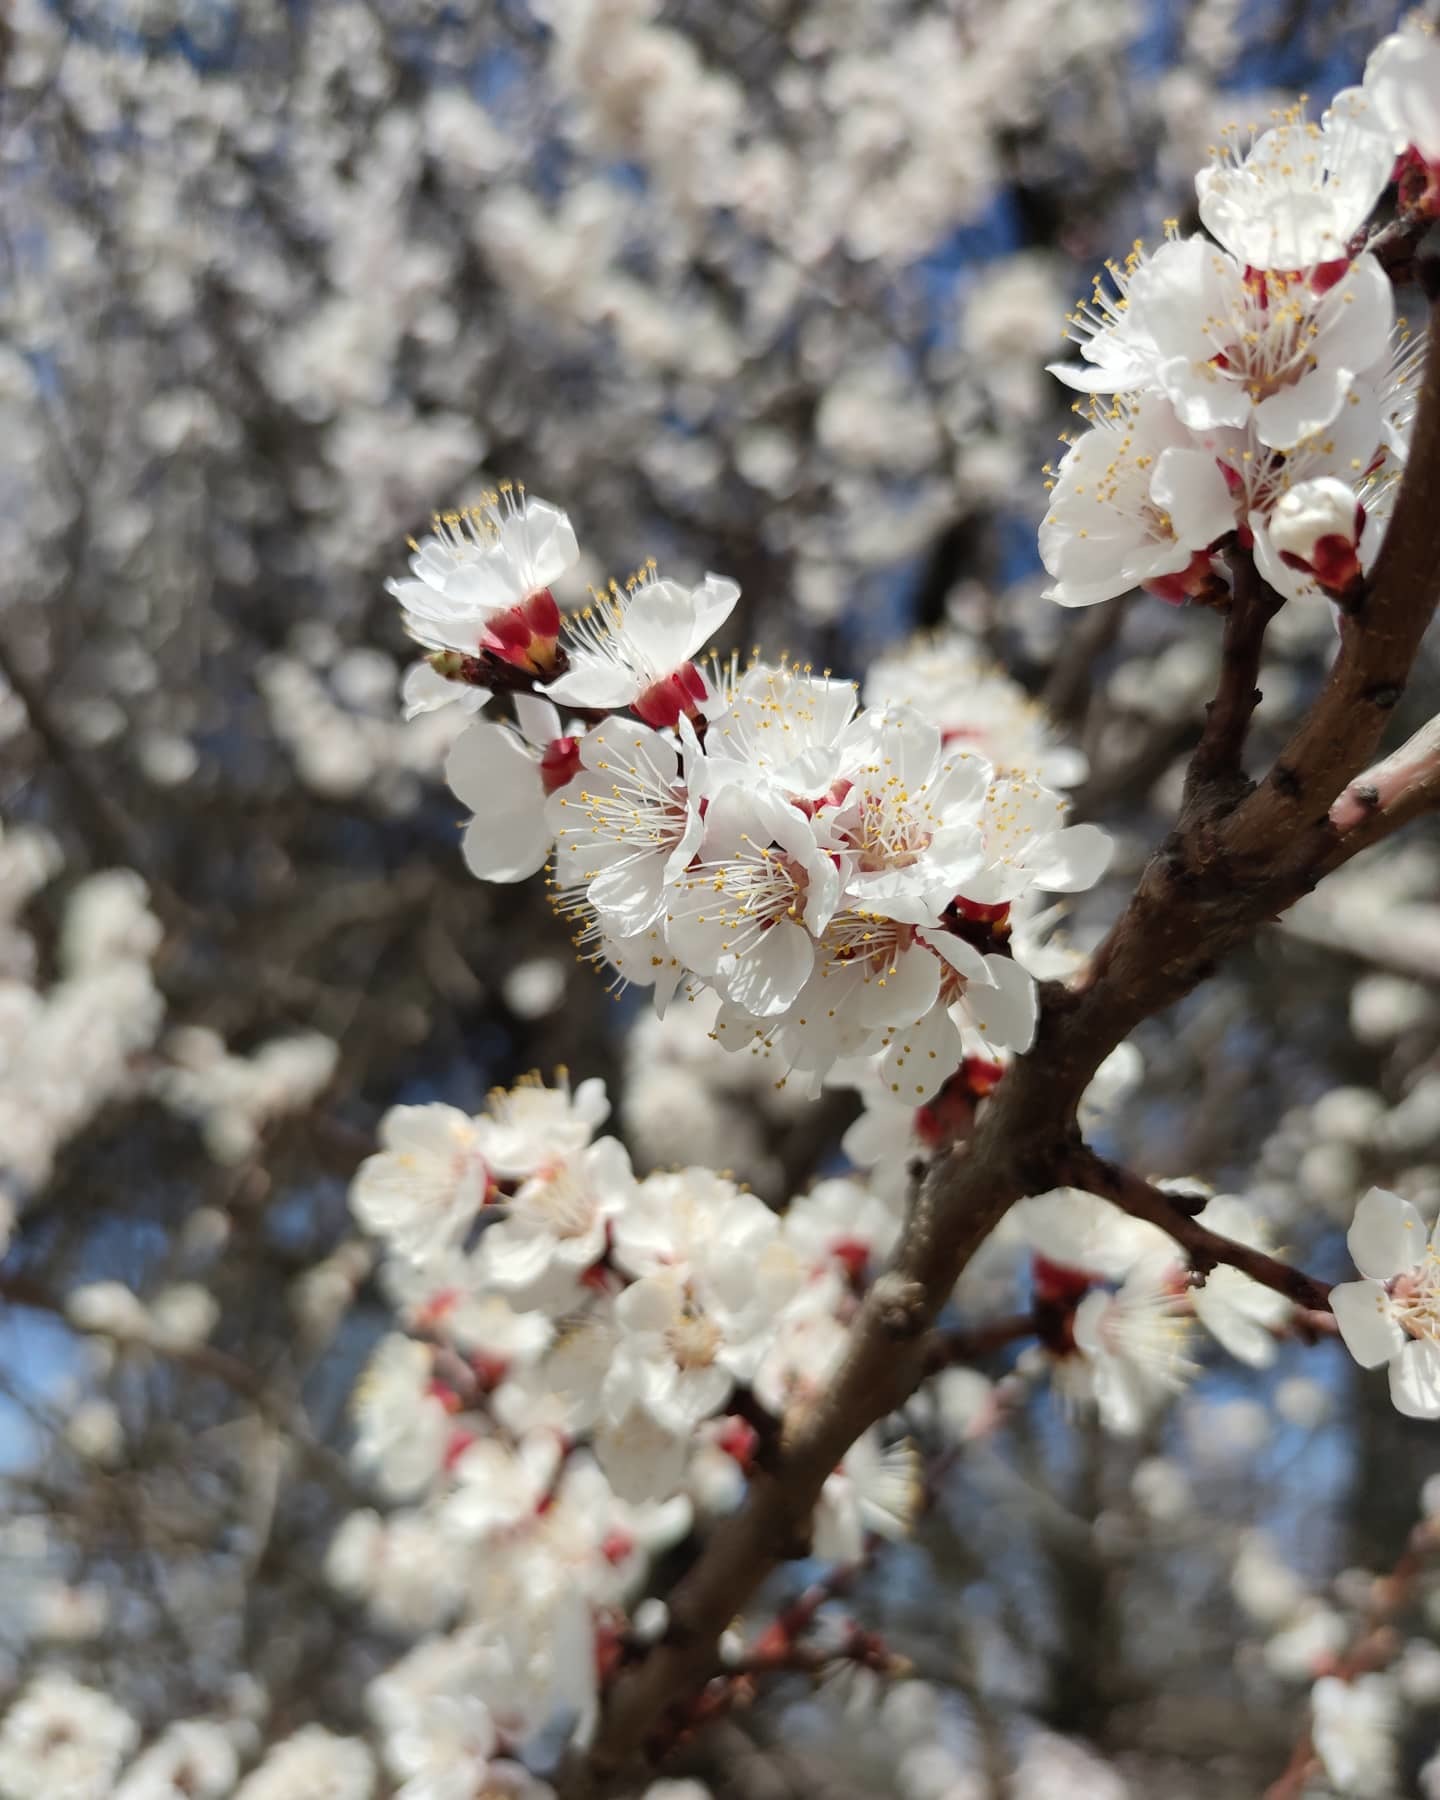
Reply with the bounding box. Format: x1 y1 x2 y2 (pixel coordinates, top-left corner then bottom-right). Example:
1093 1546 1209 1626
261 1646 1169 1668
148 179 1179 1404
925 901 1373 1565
3 0 1440 1794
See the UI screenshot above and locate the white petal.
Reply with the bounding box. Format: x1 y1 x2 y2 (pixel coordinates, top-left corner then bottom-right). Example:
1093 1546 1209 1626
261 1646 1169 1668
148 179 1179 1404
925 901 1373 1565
513 693 562 748
445 720 539 814
856 939 941 1028
1151 445 1237 549
461 807 550 883
1347 1187 1425 1281
1330 1280 1405 1369
1254 364 1354 452
621 580 703 673
1027 822 1114 893
723 919 814 1018
968 954 1037 1052
1391 1339 1440 1419
545 661 640 709
402 660 489 720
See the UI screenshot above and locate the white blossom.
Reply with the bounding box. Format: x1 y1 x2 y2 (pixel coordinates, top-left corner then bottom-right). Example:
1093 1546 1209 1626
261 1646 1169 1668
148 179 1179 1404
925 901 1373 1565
0 1671 139 1800
1331 1186 1440 1418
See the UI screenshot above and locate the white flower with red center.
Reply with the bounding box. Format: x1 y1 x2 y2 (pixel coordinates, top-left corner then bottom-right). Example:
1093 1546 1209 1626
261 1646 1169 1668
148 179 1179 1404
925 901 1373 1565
388 485 577 674
964 775 1113 905
478 1134 636 1308
0 1672 139 1800
603 1267 768 1434
1070 1254 1198 1434
1013 1187 1174 1283
1040 394 1237 607
664 784 840 1019
443 1433 562 1542
811 1430 923 1564
863 635 1088 788
1146 239 1391 449
1331 1186 1440 1418
471 1073 609 1180
1364 27 1440 213
445 696 580 884
1195 100 1396 272
606 1180 803 1434
114 1722 239 1800
545 567 739 728
782 1176 903 1283
547 718 705 936
352 1335 454 1500
351 1102 493 1261
820 710 991 922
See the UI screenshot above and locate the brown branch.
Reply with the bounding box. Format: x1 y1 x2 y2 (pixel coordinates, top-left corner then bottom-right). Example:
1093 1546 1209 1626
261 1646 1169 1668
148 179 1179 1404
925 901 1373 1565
0 1271 364 1502
1182 548 1284 806
1242 301 1440 869
1063 1148 1332 1313
563 296 1440 1798
0 628 196 933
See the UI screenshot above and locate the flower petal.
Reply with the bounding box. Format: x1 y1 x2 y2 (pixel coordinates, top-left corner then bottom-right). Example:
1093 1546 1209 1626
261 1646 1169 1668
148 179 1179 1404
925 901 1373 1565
1347 1186 1425 1281
1330 1279 1405 1369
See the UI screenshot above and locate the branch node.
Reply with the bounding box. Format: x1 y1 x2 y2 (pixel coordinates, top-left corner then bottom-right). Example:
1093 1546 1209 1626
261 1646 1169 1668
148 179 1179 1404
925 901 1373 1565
871 1273 929 1340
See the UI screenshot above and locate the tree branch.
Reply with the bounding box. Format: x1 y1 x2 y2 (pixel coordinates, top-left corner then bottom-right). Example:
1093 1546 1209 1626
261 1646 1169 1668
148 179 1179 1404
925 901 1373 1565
1062 1148 1332 1313
1242 301 1440 867
1182 548 1284 807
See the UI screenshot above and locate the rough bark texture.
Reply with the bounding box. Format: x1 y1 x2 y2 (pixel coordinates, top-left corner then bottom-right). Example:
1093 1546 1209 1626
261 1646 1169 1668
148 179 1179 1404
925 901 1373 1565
567 300 1440 1793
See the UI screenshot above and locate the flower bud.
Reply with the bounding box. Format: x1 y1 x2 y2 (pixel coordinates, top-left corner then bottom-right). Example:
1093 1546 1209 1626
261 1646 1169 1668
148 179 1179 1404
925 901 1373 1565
1268 479 1365 603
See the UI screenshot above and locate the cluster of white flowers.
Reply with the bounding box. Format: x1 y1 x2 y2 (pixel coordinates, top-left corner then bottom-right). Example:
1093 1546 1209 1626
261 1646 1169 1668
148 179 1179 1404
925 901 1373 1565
149 1026 340 1165
336 1070 924 1782
1000 1184 1292 1434
1042 24 1440 611
257 631 473 810
0 833 165 1240
0 1661 722 1800
394 487 1112 1095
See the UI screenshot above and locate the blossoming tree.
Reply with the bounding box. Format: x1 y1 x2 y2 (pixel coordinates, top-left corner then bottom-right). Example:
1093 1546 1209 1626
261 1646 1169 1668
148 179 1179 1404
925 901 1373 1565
8 6 1440 1800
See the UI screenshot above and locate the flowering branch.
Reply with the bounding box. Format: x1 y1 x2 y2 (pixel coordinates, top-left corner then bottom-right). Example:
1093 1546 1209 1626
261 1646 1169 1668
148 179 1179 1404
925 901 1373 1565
569 248 1440 1800
1244 300 1440 872
1061 1149 1333 1313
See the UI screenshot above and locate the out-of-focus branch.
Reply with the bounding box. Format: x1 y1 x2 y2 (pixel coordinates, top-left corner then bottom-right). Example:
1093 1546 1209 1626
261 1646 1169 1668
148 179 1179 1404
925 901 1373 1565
0 627 194 931
0 1271 363 1502
1265 1511 1440 1799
